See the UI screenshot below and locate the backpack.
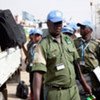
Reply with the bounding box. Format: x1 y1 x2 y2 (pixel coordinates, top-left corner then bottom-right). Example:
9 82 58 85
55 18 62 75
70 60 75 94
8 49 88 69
0 9 26 51
16 81 28 99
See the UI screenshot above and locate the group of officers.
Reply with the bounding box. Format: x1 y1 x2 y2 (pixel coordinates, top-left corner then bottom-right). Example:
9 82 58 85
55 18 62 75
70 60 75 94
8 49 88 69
24 10 100 100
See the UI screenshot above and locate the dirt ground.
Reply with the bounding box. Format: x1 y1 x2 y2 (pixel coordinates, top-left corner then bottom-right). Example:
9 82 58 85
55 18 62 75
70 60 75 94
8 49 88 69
7 49 31 100
7 71 30 100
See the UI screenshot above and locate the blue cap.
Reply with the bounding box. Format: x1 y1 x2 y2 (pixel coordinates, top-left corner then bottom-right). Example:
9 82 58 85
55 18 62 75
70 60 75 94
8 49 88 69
62 26 74 34
68 22 79 31
77 20 94 30
34 28 43 36
29 29 35 36
47 10 63 23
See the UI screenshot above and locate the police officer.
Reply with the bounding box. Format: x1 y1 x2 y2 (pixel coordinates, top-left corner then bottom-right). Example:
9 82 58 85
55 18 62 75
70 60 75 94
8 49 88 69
75 20 100 100
32 10 91 100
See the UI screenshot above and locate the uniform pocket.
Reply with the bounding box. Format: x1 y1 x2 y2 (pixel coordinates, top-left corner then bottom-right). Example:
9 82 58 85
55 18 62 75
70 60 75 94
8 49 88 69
66 48 74 62
47 49 59 68
47 49 59 59
87 48 96 59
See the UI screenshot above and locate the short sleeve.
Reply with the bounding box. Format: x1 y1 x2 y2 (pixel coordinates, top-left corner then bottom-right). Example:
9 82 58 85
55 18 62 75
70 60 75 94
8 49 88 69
31 44 47 72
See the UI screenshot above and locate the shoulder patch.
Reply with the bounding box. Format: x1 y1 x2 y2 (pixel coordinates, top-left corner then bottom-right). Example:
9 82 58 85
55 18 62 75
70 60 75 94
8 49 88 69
64 36 72 44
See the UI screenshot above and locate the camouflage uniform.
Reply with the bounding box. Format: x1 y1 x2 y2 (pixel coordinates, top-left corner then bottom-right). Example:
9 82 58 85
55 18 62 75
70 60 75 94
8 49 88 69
74 37 100 99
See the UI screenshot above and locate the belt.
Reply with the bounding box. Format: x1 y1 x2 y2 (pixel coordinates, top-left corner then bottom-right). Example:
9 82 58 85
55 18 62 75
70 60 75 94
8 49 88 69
46 84 71 90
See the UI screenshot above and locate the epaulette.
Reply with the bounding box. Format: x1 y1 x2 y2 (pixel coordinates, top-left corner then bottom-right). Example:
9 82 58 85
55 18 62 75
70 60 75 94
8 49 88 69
63 34 73 44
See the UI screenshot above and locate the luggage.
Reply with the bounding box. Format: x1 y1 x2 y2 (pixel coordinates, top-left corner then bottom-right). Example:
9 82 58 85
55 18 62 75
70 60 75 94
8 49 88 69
0 20 16 51
16 81 28 99
0 9 26 51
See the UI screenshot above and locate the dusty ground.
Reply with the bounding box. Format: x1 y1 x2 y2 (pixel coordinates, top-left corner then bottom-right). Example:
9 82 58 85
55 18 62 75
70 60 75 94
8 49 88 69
7 71 30 100
7 49 30 100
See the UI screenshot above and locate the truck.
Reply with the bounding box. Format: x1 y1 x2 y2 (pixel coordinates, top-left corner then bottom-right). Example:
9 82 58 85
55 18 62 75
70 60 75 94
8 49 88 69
0 47 21 100
0 9 26 100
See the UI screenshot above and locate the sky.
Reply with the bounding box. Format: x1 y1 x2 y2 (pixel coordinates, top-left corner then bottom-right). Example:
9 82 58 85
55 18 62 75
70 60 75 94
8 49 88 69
0 0 93 22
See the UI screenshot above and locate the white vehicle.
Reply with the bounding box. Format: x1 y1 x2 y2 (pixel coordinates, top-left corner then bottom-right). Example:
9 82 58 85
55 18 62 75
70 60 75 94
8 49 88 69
0 46 21 99
0 9 27 100
0 47 21 87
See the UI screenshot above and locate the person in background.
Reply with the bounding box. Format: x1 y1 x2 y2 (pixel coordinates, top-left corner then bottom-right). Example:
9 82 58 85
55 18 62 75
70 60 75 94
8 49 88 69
74 20 100 100
68 22 81 40
25 29 35 63
32 10 92 100
68 22 79 33
62 25 74 39
26 28 43 100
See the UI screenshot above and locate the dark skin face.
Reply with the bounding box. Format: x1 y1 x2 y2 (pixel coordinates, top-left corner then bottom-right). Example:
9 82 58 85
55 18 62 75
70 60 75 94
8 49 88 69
34 34 42 43
29 35 35 42
47 20 62 37
80 26 93 41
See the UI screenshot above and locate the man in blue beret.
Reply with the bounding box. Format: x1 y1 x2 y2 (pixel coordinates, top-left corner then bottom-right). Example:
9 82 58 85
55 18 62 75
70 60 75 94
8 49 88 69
32 11 92 100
